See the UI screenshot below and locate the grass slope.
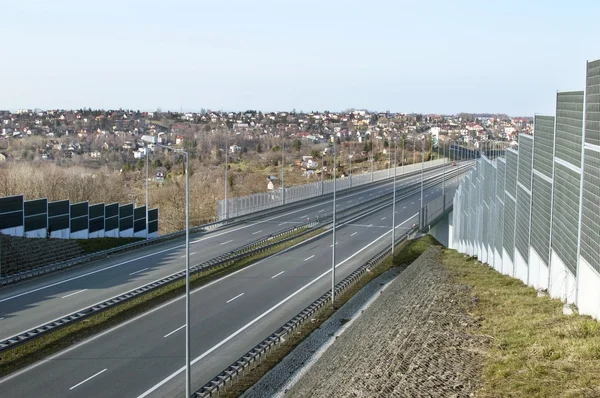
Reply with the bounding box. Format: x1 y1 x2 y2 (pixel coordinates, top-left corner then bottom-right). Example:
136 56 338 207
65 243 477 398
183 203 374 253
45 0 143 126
443 250 600 397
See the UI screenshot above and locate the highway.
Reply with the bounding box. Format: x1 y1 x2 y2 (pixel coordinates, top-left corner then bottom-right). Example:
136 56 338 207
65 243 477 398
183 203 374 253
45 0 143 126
0 170 464 398
0 164 454 342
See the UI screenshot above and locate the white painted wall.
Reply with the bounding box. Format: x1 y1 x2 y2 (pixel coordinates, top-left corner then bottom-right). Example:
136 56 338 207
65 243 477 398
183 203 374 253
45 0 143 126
24 228 46 238
577 257 600 320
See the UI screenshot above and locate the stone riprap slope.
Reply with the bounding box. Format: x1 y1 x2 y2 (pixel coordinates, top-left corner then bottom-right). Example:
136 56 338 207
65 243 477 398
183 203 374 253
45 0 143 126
285 246 486 398
0 235 84 277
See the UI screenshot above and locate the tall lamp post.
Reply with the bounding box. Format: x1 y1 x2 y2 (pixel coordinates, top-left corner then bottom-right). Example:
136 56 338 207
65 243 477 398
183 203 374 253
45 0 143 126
224 133 229 220
401 137 404 174
281 141 285 205
392 136 397 254
420 135 425 228
331 137 337 305
155 143 190 397
442 140 446 198
145 144 150 236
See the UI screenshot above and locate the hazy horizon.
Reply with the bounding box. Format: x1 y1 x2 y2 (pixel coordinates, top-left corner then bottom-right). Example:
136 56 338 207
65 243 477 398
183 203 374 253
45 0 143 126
2 0 599 116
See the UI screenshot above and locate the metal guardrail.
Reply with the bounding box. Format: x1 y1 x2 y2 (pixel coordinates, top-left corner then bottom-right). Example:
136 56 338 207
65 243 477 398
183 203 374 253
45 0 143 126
193 168 474 397
0 169 464 355
194 225 420 397
0 185 429 354
0 221 318 353
0 162 455 286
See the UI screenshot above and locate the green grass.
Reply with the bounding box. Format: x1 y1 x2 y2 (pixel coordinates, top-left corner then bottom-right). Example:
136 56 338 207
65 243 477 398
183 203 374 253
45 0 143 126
76 237 145 254
0 227 323 378
443 250 600 398
391 234 440 267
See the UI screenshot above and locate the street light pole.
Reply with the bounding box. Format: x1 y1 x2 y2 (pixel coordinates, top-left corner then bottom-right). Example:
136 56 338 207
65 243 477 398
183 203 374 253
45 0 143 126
420 136 424 228
224 134 228 220
388 139 391 178
184 150 190 398
370 144 374 183
392 136 397 254
331 139 336 306
145 145 149 237
401 137 404 174
442 141 446 198
281 141 285 205
349 151 353 188
155 143 190 397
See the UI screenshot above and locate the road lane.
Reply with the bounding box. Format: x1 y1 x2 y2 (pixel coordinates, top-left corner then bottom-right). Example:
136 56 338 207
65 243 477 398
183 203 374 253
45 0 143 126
0 166 459 341
0 178 462 398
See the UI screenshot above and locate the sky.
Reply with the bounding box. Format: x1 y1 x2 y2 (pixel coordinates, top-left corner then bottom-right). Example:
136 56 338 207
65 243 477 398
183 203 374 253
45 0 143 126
1 0 599 116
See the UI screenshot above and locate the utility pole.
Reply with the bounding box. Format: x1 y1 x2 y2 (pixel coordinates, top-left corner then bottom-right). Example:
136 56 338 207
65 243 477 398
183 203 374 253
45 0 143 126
392 136 397 254
401 137 404 174
224 133 229 220
349 151 353 188
442 141 446 198
184 150 190 398
420 135 425 228
145 145 149 236
281 141 285 205
331 138 337 306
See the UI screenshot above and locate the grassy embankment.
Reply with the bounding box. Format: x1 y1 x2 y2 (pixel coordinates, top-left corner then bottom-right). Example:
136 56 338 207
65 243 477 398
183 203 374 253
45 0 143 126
220 235 600 397
444 250 600 397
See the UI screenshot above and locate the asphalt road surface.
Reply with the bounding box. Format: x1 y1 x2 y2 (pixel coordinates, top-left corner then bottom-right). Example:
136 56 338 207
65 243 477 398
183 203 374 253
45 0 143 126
0 176 462 398
0 164 456 342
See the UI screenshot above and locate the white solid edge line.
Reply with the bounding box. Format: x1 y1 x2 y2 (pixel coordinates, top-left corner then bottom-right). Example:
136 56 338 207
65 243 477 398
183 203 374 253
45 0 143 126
136 213 419 398
1 199 373 357
0 234 294 386
129 268 149 276
271 271 285 279
61 289 88 299
0 171 445 374
0 170 417 304
163 325 186 338
304 255 315 261
0 245 180 304
69 368 107 390
226 293 244 304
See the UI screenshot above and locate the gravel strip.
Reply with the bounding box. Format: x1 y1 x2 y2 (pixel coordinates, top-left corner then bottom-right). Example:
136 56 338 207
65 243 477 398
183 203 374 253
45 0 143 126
248 246 486 398
242 264 405 398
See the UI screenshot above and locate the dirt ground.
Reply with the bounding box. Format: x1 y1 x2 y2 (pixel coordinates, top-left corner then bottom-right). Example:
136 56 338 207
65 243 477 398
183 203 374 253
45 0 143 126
286 246 487 397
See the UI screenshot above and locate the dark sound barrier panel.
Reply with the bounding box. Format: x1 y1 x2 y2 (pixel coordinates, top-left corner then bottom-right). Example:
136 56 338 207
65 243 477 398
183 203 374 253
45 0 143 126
134 206 146 221
70 202 89 219
25 214 47 232
119 204 133 219
148 208 158 222
49 215 69 231
0 195 23 214
120 216 133 231
148 221 158 234
105 203 119 218
0 211 23 229
89 217 104 233
134 219 146 233
105 216 118 231
89 203 104 220
24 198 47 216
48 200 69 217
71 216 89 233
